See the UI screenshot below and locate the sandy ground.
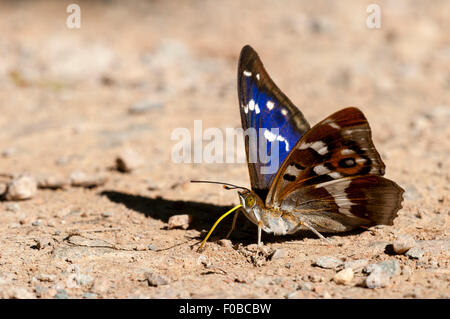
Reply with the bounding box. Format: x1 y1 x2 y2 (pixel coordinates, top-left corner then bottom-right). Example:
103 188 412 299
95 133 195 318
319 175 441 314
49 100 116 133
0 0 449 299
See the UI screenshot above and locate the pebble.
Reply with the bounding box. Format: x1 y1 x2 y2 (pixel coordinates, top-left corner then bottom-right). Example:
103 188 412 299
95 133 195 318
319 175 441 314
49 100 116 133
91 278 110 294
391 235 416 254
32 220 41 227
333 268 354 285
0 183 6 195
6 203 20 212
365 270 390 289
82 292 98 299
0 286 34 299
148 244 157 251
305 274 325 283
32 237 52 250
5 174 37 200
406 247 424 259
343 259 369 272
128 101 163 114
34 285 48 298
115 149 143 172
167 214 192 230
70 171 107 188
401 265 412 277
37 176 69 189
313 256 343 269
101 211 113 218
145 272 169 287
365 259 401 277
217 239 233 249
270 248 286 260
54 289 69 299
299 282 313 291
36 274 55 282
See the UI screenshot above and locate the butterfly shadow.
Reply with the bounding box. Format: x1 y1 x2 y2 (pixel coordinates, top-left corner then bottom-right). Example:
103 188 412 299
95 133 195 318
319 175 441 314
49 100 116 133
98 190 256 240
99 190 367 246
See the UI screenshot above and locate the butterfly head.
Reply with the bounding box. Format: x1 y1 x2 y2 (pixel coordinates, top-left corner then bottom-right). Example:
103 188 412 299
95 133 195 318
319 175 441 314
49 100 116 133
237 189 265 226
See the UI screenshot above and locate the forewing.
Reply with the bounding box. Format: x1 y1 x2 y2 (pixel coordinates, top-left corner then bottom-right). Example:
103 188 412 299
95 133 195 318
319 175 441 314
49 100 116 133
238 45 310 200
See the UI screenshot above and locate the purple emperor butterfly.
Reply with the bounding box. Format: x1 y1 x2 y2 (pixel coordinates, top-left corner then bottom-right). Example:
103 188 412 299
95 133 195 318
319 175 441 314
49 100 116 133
195 45 404 249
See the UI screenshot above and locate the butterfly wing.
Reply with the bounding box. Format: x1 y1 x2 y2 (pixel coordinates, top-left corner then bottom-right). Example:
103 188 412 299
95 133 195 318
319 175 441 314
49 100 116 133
266 107 403 230
238 45 310 200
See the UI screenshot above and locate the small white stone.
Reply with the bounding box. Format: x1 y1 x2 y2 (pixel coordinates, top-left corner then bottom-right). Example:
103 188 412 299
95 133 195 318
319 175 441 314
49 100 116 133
333 268 354 285
70 171 107 188
115 149 143 172
167 214 192 230
5 174 37 201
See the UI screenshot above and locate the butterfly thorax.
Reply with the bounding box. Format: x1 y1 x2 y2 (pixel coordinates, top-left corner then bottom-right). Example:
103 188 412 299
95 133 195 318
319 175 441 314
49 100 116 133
238 190 300 235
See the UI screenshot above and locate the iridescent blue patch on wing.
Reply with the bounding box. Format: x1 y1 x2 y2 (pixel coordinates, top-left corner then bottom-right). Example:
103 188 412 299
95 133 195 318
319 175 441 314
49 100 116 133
245 78 303 184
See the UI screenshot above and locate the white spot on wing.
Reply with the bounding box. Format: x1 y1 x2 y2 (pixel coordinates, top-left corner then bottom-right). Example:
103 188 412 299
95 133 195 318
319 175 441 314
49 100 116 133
256 73 260 80
255 103 260 114
264 130 290 151
356 158 366 164
324 119 341 129
264 130 277 142
243 70 252 77
266 101 275 110
244 105 248 114
341 149 355 155
281 109 288 116
328 171 342 179
300 141 328 155
329 122 340 129
277 135 290 151
313 164 331 175
248 99 255 111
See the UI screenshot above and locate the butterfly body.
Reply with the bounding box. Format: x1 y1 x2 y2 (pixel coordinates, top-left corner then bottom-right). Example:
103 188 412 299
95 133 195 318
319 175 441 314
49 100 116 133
236 45 404 244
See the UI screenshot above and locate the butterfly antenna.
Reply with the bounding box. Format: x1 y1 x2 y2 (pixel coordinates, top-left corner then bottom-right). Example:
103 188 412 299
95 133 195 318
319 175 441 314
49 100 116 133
190 180 250 191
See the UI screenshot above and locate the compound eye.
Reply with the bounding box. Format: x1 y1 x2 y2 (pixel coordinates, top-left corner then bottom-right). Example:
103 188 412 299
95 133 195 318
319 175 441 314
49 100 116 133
245 195 256 208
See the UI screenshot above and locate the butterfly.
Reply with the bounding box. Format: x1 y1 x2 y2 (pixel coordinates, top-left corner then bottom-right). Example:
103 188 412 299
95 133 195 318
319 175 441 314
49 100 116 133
194 45 404 249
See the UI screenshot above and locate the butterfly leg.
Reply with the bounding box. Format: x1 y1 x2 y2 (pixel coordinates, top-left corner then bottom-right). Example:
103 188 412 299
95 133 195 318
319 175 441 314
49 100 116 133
257 221 263 247
301 221 330 242
293 220 329 242
226 208 241 239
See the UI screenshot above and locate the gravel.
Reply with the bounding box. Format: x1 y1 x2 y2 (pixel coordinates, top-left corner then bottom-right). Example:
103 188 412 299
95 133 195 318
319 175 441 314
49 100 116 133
366 270 391 289
37 176 69 189
53 289 69 299
365 259 401 278
167 214 192 230
391 235 416 254
4 174 37 201
313 256 343 269
270 248 286 260
406 247 425 259
101 211 114 218
128 101 163 114
70 171 107 188
333 268 354 285
115 149 143 172
145 272 169 287
6 203 20 212
343 259 369 272
364 259 401 289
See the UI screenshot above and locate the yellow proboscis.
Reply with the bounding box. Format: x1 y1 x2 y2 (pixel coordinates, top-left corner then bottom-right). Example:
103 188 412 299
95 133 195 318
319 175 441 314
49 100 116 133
198 204 242 251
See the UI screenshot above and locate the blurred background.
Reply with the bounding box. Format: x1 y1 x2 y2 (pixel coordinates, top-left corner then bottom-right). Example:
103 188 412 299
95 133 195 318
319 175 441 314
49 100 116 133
0 0 448 203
